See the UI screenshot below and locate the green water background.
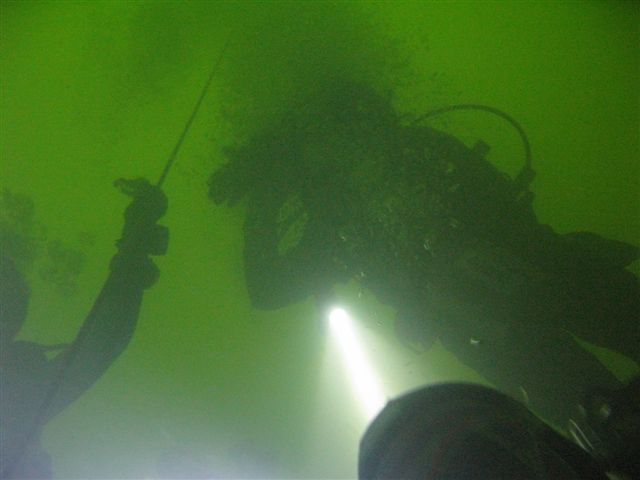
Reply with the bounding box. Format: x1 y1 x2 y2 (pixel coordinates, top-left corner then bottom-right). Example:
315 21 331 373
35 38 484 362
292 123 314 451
1 1 638 477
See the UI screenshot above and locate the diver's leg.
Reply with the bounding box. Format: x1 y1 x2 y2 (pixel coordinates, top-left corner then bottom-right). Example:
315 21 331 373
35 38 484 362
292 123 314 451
563 269 640 365
440 321 622 431
515 327 623 430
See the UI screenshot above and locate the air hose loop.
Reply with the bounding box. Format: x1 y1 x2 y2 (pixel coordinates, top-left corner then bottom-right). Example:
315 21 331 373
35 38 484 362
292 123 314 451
412 104 535 194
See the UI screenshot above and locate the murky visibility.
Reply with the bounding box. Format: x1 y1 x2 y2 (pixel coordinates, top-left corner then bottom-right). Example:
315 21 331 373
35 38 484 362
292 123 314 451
1 1 638 479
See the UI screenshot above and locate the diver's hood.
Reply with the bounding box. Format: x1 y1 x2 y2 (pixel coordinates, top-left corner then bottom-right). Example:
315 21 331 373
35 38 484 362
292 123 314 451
358 383 607 480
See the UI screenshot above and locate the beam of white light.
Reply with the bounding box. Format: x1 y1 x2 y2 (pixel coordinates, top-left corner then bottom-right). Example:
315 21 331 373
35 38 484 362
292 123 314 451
329 308 386 420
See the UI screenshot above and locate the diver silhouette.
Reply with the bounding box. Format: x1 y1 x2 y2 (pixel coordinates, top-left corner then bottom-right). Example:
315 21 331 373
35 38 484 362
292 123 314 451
208 79 639 430
0 178 168 479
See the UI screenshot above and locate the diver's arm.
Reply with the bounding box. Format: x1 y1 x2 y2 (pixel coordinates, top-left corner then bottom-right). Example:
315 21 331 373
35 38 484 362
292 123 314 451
43 179 167 419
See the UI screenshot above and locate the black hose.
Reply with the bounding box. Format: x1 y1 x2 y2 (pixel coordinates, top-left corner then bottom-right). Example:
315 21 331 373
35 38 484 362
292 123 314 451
412 104 535 192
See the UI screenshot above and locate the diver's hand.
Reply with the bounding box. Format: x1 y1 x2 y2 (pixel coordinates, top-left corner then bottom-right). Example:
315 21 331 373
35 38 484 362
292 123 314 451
114 178 169 257
114 178 168 225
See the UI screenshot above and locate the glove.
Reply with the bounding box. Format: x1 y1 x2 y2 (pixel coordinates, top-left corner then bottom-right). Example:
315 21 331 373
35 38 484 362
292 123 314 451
113 178 169 257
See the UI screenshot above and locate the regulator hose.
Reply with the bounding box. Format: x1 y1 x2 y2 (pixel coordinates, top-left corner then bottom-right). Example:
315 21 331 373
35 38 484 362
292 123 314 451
412 104 535 195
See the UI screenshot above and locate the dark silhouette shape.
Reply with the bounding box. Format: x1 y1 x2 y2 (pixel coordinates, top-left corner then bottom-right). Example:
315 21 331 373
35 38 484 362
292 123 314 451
358 381 639 479
208 79 639 429
0 178 168 479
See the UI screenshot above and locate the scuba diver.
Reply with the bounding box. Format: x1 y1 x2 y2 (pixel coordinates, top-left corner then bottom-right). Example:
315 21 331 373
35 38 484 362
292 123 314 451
358 378 640 480
208 78 639 430
0 178 168 479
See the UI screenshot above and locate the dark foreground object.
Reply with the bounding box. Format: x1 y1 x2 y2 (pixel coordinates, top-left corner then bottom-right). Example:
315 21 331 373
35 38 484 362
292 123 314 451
359 382 638 480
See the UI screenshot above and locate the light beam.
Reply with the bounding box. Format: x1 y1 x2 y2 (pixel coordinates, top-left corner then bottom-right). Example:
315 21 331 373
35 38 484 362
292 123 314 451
329 308 386 420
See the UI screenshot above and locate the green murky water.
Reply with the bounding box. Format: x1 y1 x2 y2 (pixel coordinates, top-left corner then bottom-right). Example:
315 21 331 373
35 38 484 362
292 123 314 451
1 1 638 478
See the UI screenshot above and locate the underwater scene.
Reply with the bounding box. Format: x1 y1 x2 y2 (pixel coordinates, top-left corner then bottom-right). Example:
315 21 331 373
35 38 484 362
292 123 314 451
1 1 638 479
